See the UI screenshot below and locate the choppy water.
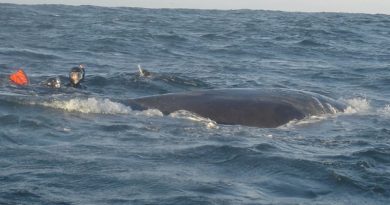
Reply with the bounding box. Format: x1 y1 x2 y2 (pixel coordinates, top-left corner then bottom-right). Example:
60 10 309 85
0 3 390 204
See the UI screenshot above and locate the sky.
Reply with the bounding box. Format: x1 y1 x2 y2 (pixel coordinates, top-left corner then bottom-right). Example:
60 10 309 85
0 0 389 15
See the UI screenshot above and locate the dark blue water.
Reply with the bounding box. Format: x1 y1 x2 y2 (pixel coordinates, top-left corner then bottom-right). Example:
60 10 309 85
1 3 390 204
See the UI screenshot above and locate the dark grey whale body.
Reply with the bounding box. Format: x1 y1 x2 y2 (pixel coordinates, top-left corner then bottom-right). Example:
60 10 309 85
127 89 346 128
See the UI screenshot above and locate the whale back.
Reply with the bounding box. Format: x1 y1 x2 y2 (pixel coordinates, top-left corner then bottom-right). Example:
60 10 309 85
129 89 346 128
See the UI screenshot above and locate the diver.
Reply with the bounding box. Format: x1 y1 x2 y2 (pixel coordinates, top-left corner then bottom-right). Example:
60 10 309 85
43 64 86 89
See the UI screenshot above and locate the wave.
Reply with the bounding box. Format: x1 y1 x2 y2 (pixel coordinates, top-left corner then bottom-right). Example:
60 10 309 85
86 71 211 94
153 33 188 43
0 48 61 60
200 33 229 41
298 39 328 47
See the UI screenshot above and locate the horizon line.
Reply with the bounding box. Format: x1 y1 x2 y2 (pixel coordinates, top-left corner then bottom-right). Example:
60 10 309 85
1 2 389 16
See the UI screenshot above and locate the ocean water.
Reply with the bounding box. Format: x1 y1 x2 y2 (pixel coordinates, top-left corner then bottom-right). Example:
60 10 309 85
0 3 390 204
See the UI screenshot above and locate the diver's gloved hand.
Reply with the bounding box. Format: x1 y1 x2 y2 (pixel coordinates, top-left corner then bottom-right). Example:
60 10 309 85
44 77 61 88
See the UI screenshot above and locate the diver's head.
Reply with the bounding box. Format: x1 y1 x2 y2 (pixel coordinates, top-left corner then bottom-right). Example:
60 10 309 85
69 65 85 86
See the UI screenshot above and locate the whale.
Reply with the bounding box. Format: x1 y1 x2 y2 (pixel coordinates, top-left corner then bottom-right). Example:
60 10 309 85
126 88 347 128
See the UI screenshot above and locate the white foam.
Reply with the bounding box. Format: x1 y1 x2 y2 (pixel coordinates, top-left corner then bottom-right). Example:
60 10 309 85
378 104 390 117
344 98 371 114
281 115 329 128
136 109 164 117
169 110 218 129
42 98 132 114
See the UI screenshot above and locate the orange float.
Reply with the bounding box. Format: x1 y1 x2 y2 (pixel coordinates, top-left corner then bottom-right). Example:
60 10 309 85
9 69 29 86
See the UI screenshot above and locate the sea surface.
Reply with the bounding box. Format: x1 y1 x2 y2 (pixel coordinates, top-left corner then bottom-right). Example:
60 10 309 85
0 3 390 205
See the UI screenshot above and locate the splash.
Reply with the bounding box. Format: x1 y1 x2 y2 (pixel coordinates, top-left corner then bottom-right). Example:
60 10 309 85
42 98 132 114
169 110 218 129
344 98 371 114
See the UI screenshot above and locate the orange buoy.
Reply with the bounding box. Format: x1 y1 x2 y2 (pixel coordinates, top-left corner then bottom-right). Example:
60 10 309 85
9 69 29 86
